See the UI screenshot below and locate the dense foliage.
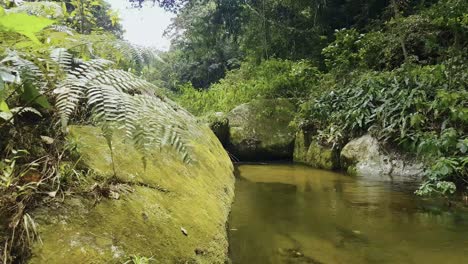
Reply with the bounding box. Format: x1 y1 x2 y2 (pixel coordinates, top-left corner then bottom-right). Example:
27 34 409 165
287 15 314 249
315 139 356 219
176 59 320 115
297 0 467 195
155 0 447 89
0 0 466 261
163 0 467 196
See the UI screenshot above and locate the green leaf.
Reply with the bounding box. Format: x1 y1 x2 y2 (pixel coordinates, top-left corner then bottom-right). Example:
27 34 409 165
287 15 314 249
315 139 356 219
21 84 51 109
0 13 54 44
62 2 68 13
457 141 467 154
0 6 5 16
0 100 9 113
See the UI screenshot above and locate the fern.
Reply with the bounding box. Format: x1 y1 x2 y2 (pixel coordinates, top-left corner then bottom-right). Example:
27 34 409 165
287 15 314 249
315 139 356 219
1 31 192 163
10 107 42 117
53 53 192 163
50 48 73 71
7 2 64 19
47 25 75 36
1 50 45 87
62 34 159 72
111 40 159 69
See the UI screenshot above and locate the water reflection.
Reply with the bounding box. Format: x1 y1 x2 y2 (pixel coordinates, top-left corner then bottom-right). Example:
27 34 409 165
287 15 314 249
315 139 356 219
228 164 468 264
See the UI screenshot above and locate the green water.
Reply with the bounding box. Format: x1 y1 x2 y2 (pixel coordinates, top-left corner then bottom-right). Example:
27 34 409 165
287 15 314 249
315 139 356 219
228 164 468 264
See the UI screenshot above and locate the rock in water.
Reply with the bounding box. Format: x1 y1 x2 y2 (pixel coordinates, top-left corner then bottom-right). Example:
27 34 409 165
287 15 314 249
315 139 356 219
340 135 425 181
293 130 340 170
226 99 296 161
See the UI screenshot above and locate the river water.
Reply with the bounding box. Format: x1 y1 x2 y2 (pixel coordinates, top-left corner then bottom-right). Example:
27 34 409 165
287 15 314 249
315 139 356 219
228 164 468 264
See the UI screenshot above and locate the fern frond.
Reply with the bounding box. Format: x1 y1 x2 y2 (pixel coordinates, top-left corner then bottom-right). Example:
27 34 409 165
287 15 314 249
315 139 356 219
92 69 153 93
112 40 145 67
47 25 75 36
85 88 191 162
54 34 159 71
10 107 43 117
100 39 159 70
7 2 64 19
50 48 73 71
54 59 116 127
71 59 114 78
54 73 89 128
87 85 122 122
52 50 192 163
1 50 45 88
131 95 192 162
54 58 151 126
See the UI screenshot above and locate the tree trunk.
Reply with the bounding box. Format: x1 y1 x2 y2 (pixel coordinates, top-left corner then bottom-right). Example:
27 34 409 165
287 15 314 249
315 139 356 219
391 0 408 62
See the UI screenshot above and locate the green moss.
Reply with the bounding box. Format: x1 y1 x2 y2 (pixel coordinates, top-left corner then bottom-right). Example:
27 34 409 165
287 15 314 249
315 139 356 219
294 132 340 170
293 131 308 162
346 166 358 176
227 99 296 160
29 125 235 264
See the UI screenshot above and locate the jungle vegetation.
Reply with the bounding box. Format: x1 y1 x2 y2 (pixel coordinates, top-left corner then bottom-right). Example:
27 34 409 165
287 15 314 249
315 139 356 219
0 0 466 262
155 0 467 196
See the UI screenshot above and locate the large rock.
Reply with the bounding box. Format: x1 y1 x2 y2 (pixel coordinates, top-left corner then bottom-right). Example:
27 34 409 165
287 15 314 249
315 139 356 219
29 124 235 264
340 135 425 181
293 131 340 170
227 99 296 161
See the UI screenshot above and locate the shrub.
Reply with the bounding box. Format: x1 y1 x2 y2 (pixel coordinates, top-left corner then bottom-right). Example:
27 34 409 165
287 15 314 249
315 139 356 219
299 60 467 195
175 59 321 115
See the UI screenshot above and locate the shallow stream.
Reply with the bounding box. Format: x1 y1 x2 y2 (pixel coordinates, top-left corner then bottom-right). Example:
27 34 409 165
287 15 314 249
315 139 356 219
228 164 468 264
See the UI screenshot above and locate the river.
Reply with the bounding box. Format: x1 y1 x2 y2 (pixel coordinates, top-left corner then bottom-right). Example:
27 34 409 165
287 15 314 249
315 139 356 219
228 164 468 264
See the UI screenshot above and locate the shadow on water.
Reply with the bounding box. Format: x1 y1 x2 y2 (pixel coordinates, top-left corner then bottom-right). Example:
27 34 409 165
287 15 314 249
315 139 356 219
228 164 468 264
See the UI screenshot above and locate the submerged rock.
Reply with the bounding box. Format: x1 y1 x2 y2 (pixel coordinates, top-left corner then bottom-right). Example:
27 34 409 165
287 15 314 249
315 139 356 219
340 135 425 180
226 99 296 161
29 125 235 264
293 131 340 170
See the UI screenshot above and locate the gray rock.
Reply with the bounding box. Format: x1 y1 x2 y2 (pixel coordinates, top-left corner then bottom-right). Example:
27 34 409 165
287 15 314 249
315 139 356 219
340 135 425 181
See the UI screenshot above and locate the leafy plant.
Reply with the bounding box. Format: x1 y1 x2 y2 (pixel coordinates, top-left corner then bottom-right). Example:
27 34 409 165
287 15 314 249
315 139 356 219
299 61 467 195
52 52 192 163
175 59 320 115
0 8 55 44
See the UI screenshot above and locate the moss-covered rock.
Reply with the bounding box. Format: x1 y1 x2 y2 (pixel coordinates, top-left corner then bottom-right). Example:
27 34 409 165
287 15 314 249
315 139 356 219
227 99 296 161
293 131 340 170
29 125 235 264
340 135 425 181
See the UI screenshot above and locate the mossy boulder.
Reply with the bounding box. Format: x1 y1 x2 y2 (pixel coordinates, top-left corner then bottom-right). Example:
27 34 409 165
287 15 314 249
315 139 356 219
226 99 296 161
293 131 340 170
340 135 425 180
29 125 235 264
